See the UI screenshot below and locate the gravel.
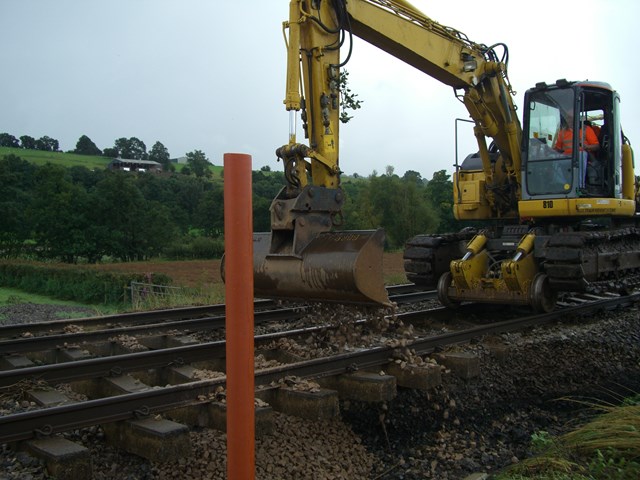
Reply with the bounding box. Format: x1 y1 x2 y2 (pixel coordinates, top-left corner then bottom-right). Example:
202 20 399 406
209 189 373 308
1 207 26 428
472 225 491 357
342 305 640 479
1 302 639 479
0 303 98 326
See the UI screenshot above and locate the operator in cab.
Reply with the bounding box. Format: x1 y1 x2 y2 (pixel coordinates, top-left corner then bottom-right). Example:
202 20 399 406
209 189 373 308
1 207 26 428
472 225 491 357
554 111 599 188
554 112 599 155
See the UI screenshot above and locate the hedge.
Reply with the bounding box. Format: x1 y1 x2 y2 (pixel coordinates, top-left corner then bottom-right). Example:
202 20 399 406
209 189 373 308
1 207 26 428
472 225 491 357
0 263 172 305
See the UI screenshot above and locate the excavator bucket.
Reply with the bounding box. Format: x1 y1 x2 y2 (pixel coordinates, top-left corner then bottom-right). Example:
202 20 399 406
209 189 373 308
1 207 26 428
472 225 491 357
253 228 391 306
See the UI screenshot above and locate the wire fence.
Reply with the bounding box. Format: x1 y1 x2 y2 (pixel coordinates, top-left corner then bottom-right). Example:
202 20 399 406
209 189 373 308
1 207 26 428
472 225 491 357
129 281 184 308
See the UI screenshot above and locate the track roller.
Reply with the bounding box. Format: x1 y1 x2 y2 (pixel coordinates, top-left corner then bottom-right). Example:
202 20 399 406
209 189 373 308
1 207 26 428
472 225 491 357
530 273 557 313
437 272 460 309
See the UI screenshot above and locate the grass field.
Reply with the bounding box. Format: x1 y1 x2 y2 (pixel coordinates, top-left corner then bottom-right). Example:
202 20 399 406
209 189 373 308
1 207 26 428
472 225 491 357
0 146 111 168
0 286 114 315
0 287 98 307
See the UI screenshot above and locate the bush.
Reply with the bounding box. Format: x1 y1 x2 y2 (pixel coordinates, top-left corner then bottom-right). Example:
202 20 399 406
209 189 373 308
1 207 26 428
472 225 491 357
191 236 225 258
163 235 224 260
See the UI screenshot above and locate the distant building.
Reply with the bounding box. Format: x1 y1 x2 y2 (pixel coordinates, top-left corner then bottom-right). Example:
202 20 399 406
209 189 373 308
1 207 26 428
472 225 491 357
108 158 162 173
171 156 188 164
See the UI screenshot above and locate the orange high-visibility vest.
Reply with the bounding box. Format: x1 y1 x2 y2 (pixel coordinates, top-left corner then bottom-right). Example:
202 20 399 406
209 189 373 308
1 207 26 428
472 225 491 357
555 126 598 154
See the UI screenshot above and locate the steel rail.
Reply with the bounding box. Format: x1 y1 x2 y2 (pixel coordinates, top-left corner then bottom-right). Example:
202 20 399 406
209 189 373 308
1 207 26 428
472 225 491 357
0 318 367 388
255 292 640 382
0 301 269 339
0 377 226 444
0 284 422 340
0 287 431 356
0 307 302 356
0 291 623 388
388 289 437 304
0 307 442 388
1 292 636 444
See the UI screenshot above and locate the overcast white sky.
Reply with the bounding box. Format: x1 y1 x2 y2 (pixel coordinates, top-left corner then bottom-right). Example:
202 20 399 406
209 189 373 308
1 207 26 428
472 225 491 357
1 0 638 179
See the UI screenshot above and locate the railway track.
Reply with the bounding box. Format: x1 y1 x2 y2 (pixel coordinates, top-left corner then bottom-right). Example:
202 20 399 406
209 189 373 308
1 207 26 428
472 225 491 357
0 283 430 341
0 286 435 361
1 288 637 451
0 286 437 395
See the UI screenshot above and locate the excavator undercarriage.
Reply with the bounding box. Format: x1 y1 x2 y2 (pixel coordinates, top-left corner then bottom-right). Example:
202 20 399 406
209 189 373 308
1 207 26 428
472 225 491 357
405 222 640 312
544 227 640 294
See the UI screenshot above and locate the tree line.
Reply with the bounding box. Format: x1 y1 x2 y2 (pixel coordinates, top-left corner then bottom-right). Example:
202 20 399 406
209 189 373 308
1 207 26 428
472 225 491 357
0 152 459 264
0 132 61 152
0 132 182 172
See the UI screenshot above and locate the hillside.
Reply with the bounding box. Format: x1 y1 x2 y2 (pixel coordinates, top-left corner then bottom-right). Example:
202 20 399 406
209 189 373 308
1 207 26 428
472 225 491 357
0 146 225 177
0 146 111 169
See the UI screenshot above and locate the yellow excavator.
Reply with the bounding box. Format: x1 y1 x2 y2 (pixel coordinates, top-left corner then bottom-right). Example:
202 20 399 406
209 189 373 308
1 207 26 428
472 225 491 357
252 0 639 311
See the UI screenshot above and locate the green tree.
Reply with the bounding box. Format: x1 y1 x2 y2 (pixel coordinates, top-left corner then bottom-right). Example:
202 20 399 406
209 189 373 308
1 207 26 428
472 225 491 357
74 135 102 156
0 154 36 257
0 156 244 261
136 173 189 232
185 149 212 178
403 170 423 186
87 172 174 261
0 133 19 148
357 171 438 249
194 184 224 236
114 137 147 160
68 165 104 190
35 135 59 152
424 170 460 233
128 137 147 159
251 170 286 232
27 163 90 262
102 146 118 158
340 178 369 231
19 135 36 150
174 175 210 227
149 141 172 171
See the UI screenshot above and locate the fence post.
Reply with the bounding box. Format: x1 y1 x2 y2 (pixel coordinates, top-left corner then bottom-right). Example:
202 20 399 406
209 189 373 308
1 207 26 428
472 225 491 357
130 282 139 308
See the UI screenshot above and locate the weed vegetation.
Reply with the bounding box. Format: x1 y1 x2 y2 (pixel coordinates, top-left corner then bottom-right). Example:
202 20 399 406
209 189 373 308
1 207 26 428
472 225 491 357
130 283 225 311
0 288 110 313
493 395 640 480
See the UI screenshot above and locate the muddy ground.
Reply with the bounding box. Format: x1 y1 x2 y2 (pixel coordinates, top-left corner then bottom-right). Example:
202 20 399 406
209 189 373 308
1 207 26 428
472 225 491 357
84 252 408 289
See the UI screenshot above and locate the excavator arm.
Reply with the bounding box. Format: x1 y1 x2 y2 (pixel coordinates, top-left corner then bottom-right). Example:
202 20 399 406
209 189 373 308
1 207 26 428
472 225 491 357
284 0 523 215
253 0 523 305
348 0 522 217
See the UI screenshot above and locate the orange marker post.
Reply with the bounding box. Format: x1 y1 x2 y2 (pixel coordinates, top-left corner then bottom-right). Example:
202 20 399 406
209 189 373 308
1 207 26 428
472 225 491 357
223 153 255 480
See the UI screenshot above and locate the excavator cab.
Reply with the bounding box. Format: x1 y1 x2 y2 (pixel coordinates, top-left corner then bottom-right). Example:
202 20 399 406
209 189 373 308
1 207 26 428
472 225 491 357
520 80 634 213
435 80 636 312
